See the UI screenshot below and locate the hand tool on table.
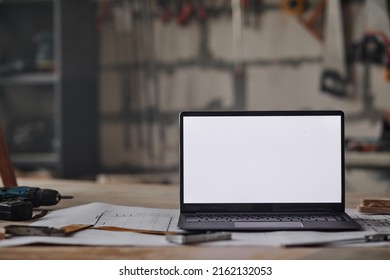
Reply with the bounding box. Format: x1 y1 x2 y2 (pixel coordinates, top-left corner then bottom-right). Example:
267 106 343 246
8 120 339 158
0 200 33 221
0 186 73 208
0 224 92 239
0 186 73 221
1 122 73 221
284 233 390 248
166 231 232 245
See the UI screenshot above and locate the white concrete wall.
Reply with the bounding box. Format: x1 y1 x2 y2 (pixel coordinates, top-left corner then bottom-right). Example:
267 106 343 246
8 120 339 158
99 1 390 179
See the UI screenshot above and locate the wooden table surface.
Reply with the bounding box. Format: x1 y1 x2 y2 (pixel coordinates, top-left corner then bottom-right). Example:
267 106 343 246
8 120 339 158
1 178 390 260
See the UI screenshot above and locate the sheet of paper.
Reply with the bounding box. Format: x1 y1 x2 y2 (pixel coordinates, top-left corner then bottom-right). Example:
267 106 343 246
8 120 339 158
32 202 181 232
1 204 390 247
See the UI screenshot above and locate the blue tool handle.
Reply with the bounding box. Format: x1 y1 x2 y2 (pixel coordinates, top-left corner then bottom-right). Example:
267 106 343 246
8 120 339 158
0 186 66 207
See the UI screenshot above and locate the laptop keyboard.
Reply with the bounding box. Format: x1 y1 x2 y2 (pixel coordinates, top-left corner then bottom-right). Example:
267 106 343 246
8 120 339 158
186 213 346 223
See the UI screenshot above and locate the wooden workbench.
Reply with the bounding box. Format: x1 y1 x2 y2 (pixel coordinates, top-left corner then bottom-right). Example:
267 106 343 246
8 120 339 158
1 178 390 260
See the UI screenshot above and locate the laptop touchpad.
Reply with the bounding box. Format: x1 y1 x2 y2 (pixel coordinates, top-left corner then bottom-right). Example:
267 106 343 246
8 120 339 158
234 222 303 228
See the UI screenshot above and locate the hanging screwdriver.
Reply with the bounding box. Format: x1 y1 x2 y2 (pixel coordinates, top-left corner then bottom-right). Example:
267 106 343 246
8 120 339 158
0 186 73 207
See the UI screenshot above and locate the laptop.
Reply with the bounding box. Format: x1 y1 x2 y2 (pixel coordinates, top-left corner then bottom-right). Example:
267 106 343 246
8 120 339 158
178 111 360 231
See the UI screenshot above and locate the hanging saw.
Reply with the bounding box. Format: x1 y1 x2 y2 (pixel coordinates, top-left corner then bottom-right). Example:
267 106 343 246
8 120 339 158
320 0 348 98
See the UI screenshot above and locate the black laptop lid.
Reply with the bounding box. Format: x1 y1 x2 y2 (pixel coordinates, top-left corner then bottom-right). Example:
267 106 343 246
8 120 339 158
180 111 345 213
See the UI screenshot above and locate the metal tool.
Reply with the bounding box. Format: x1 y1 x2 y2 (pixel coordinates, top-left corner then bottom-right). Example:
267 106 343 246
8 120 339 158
284 233 390 248
5 225 68 237
0 186 72 221
4 224 92 237
166 231 232 245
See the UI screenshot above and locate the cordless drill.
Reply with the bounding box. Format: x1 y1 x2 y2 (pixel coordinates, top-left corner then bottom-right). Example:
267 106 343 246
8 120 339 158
0 186 73 220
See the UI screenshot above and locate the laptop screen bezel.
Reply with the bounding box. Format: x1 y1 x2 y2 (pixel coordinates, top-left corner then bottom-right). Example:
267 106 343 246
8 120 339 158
179 110 346 213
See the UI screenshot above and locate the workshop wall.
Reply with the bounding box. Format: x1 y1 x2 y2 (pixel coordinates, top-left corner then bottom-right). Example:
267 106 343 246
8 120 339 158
99 0 390 174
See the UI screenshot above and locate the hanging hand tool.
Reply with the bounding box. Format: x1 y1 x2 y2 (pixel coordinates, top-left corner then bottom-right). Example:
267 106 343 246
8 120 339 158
351 0 390 81
320 0 348 98
282 0 324 42
176 0 193 25
346 0 390 121
196 0 207 22
158 0 172 24
353 31 390 82
280 0 305 16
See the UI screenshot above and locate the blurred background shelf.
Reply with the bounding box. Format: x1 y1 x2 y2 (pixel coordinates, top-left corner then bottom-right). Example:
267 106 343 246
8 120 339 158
346 151 390 169
11 152 59 167
0 0 99 178
0 72 58 85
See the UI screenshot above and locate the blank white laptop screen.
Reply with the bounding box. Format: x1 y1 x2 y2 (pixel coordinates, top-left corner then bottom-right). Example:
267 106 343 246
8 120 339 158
183 115 342 204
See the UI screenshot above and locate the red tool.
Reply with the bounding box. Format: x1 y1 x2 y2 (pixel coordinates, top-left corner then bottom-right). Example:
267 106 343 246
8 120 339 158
196 1 207 21
296 0 326 43
176 0 193 25
158 0 172 23
0 123 17 188
280 0 306 16
95 0 112 32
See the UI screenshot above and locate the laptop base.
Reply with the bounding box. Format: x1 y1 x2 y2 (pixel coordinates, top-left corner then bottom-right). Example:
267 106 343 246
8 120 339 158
179 212 361 231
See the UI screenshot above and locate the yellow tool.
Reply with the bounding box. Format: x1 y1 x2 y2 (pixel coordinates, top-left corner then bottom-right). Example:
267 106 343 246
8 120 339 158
280 0 305 16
